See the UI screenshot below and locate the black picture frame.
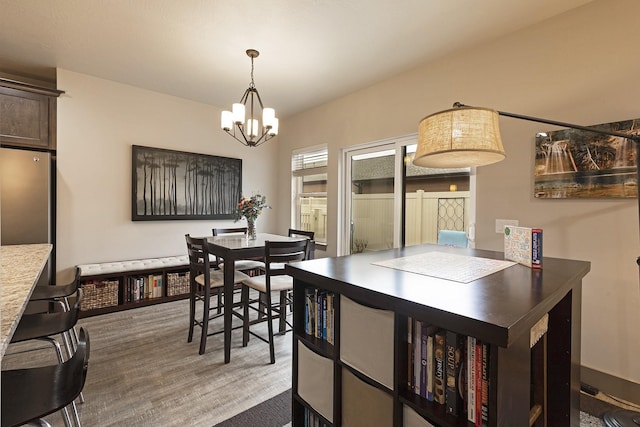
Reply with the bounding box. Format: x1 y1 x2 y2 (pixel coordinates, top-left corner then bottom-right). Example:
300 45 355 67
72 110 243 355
132 145 242 221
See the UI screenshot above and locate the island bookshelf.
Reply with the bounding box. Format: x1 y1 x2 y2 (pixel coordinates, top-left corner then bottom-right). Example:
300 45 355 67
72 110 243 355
286 244 590 427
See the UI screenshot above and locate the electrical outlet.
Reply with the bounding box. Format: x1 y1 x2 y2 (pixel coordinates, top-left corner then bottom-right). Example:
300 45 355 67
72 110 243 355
495 219 519 234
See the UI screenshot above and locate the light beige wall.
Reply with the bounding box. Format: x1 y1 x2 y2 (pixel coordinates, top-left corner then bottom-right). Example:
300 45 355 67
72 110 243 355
276 0 640 386
56 69 278 280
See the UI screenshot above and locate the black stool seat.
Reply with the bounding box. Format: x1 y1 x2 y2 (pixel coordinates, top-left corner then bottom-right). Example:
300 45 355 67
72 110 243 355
29 278 78 301
11 309 79 345
1 327 90 427
11 289 82 345
25 270 80 314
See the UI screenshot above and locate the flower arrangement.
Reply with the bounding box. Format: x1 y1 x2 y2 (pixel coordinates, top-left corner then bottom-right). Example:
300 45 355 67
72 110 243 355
235 193 270 222
235 193 270 240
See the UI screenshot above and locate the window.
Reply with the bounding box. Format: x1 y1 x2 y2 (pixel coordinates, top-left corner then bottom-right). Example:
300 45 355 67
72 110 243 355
292 147 328 245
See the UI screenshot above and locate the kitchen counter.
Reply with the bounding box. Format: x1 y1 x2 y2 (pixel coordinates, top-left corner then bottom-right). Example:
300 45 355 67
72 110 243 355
0 243 52 359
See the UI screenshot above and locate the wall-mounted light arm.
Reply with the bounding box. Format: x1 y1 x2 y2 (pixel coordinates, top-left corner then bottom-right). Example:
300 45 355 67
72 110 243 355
453 102 640 143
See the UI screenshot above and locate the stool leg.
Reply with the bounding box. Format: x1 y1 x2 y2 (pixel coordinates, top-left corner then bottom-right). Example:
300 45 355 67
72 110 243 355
279 291 287 333
187 281 196 343
61 330 74 360
242 285 250 347
36 336 64 363
60 406 73 427
69 400 82 427
199 286 210 355
266 290 275 364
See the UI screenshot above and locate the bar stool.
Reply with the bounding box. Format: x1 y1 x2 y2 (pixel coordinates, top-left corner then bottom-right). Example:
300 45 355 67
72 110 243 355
1 327 90 427
24 269 81 349
185 234 250 355
241 239 309 363
28 268 80 313
10 289 83 361
8 288 85 416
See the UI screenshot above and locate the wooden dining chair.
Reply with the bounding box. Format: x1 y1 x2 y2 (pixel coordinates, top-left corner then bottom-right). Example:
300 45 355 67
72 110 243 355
185 234 249 355
288 228 315 260
240 239 309 363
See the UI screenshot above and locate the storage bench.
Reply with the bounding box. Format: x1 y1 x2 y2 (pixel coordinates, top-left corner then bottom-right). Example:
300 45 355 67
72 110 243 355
77 255 190 316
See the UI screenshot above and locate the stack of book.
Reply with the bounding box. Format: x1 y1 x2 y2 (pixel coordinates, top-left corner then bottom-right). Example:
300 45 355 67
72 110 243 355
125 274 163 303
407 318 491 426
304 288 335 344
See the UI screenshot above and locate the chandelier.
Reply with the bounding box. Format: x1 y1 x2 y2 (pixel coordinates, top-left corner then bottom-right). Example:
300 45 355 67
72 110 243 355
221 49 278 147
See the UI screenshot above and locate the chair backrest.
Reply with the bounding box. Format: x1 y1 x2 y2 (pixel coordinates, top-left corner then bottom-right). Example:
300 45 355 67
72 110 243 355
1 327 91 427
185 234 214 285
264 239 309 277
288 229 315 259
288 228 315 240
61 326 90 414
437 230 468 248
212 227 247 236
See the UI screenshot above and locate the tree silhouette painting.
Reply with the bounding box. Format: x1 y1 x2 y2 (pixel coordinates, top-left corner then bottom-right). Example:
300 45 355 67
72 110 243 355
534 118 639 199
132 145 242 220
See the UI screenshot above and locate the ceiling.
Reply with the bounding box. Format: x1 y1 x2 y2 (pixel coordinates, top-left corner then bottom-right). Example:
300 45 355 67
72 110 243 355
0 0 595 118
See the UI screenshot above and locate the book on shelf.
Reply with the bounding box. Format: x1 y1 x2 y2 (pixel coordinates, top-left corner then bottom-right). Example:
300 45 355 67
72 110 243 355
467 336 476 423
305 289 314 336
407 318 413 392
420 323 428 398
426 328 435 401
445 330 465 416
433 329 446 405
303 288 335 344
413 319 422 396
504 225 542 268
475 340 482 426
326 294 333 342
481 342 490 426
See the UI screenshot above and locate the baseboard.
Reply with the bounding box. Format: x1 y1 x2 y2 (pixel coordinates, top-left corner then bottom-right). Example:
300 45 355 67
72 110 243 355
581 365 640 406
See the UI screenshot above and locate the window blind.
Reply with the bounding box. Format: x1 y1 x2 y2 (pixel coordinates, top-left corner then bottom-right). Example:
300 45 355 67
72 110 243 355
292 148 328 176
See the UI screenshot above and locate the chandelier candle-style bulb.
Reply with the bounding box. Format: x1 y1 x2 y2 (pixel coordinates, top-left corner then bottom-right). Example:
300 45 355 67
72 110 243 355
232 103 245 124
263 107 275 128
221 111 233 131
268 118 279 136
220 49 279 147
247 119 259 138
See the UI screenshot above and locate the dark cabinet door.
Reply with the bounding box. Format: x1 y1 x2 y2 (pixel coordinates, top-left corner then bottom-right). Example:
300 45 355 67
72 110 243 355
0 86 51 149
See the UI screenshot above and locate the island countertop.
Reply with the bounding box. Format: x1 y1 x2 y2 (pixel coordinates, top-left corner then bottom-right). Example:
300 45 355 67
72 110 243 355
1 243 52 359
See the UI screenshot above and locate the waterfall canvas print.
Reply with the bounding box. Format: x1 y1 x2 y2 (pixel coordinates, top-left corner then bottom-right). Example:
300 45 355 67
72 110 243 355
534 118 639 198
132 145 242 220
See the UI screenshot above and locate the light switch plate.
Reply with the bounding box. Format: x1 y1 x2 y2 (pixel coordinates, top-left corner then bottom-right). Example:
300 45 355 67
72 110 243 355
496 219 519 233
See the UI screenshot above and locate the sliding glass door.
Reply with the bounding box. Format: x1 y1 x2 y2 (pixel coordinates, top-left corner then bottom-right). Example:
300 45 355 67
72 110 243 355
340 137 473 255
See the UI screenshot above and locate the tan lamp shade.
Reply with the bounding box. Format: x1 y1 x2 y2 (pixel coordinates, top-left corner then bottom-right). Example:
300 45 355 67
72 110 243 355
414 106 506 168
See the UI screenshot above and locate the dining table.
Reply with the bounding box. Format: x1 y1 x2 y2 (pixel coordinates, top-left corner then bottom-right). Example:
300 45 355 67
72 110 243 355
206 232 310 363
0 243 53 359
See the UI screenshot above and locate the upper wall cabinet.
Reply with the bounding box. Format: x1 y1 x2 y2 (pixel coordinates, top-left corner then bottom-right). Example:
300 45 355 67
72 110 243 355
0 79 64 150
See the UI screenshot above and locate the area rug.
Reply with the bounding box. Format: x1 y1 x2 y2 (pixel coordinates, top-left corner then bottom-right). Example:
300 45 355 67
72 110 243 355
213 388 604 427
213 389 291 427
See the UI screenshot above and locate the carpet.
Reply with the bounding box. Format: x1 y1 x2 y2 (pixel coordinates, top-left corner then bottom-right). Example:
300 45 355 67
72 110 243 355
213 389 291 427
213 388 605 427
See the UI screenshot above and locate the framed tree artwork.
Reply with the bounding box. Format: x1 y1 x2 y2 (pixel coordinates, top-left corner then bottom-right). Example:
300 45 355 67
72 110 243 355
132 145 242 220
534 118 639 198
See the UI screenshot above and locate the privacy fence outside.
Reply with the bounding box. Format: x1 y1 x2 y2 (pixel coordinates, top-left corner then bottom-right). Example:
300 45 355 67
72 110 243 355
300 190 470 252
